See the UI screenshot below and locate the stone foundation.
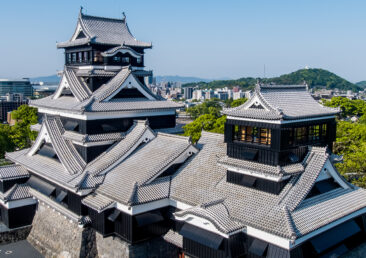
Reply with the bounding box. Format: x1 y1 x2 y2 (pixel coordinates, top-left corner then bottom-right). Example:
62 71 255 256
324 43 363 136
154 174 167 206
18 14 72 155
96 233 179 258
0 225 31 244
26 204 179 258
27 204 97 258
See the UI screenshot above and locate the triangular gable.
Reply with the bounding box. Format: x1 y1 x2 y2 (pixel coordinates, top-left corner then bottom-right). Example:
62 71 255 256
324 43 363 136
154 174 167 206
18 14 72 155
304 158 351 200
53 73 70 99
75 30 86 39
103 72 157 101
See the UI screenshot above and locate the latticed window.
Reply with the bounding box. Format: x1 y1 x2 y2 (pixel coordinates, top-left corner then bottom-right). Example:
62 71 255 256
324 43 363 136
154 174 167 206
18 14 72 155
321 124 327 138
122 57 130 63
295 127 307 143
309 125 320 142
236 126 271 145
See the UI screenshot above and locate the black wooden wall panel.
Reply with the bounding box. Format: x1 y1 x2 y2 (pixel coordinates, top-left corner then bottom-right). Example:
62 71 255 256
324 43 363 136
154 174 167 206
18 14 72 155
183 237 227 258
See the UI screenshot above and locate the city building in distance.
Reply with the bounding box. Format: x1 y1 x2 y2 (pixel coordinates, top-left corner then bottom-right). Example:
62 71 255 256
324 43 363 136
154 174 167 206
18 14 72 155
2 9 366 258
0 78 33 98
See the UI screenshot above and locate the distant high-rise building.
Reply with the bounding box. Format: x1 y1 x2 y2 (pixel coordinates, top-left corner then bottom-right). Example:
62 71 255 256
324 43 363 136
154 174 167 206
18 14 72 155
205 90 214 100
184 87 194 99
0 94 28 122
0 79 33 97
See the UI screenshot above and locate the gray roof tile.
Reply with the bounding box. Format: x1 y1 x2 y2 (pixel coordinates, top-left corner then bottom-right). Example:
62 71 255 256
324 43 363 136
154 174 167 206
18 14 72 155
81 193 115 212
223 84 340 120
57 13 151 48
0 165 29 180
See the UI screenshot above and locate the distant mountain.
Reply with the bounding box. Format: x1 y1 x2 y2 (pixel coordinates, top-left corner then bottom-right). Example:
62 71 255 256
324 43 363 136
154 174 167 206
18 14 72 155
183 68 362 92
30 75 60 84
356 81 366 89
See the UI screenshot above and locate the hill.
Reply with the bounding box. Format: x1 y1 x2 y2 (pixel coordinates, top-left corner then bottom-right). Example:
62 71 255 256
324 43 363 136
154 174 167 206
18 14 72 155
183 68 361 92
356 81 366 89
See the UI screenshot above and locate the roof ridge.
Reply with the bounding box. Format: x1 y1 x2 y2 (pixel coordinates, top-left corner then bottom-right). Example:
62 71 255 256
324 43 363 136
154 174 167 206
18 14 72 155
282 206 297 241
156 132 191 143
81 13 126 23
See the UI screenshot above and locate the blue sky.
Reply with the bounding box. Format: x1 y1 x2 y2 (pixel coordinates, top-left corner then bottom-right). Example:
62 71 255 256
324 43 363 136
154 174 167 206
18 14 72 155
0 0 365 82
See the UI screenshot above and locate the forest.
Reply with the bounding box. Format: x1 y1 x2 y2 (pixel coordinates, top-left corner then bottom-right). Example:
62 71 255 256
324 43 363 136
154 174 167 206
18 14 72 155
182 68 362 92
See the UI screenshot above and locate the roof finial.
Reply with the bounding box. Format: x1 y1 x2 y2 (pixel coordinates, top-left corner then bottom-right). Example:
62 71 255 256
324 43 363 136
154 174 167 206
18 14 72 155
122 12 126 20
80 6 84 14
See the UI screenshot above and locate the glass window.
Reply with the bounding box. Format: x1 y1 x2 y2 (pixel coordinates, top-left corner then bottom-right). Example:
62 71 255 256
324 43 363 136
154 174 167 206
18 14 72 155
137 57 142 63
93 51 103 63
78 52 83 62
84 51 88 62
321 124 327 138
72 53 77 63
295 127 307 143
122 57 130 63
113 56 121 62
67 53 71 63
237 126 271 145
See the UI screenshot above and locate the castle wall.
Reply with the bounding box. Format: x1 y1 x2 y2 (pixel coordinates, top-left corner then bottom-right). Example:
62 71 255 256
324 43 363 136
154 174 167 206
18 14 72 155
27 203 179 258
27 204 97 258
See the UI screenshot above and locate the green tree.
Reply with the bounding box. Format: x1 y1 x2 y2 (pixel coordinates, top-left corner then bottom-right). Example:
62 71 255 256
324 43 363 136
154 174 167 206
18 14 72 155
230 98 247 108
0 124 15 159
10 105 38 149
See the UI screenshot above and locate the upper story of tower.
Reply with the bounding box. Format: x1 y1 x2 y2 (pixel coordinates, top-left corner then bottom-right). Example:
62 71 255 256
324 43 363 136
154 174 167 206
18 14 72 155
57 9 152 68
222 84 340 166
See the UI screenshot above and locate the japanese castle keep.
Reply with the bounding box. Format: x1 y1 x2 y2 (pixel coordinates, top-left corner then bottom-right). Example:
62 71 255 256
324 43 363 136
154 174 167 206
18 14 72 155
1 9 366 258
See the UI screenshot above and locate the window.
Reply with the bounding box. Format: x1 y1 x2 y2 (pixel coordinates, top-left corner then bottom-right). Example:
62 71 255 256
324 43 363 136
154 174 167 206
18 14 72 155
78 52 83 63
93 51 103 63
236 126 271 145
83 51 89 62
260 128 271 145
309 125 320 142
136 57 142 63
113 56 121 62
72 53 77 63
295 127 307 143
321 124 327 138
67 53 71 64
122 57 130 63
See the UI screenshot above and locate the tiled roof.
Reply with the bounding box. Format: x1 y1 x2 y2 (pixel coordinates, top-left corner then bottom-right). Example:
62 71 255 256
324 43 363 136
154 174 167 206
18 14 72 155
30 68 182 114
81 193 115 212
218 155 304 177
170 132 366 240
64 67 92 102
102 46 142 57
292 188 366 237
174 201 243 234
57 13 151 48
97 133 193 205
0 165 29 180
3 184 32 202
222 84 340 120
44 116 86 175
129 176 171 205
163 230 183 248
85 120 152 175
62 130 125 144
93 67 132 101
6 148 85 191
75 69 117 77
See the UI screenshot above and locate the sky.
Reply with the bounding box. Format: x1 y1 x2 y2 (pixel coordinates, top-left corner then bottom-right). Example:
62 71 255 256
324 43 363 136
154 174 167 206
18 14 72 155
0 0 365 82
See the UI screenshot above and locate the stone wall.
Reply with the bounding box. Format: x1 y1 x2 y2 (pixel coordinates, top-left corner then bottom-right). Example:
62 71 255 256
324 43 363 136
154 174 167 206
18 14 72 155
96 233 179 258
0 225 31 244
27 204 97 258
26 203 179 258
